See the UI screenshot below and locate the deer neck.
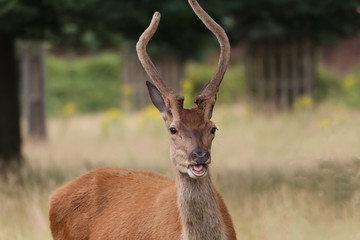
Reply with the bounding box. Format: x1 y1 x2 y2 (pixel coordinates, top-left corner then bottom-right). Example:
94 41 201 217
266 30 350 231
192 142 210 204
175 171 227 240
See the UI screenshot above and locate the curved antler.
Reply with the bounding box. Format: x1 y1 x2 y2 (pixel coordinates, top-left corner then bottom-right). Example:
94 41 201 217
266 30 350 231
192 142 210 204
189 0 231 99
136 12 179 99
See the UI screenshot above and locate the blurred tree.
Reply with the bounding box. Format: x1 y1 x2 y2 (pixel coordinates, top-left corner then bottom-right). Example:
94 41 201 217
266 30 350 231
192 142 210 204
0 36 21 169
52 0 217 59
223 0 360 44
219 0 360 109
0 0 63 168
21 41 47 140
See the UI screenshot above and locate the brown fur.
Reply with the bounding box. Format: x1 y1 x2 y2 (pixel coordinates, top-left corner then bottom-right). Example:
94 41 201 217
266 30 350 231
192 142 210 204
49 167 236 240
176 172 235 240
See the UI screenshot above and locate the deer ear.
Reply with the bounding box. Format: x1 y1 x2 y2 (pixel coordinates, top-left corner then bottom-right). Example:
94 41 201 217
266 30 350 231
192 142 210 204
146 81 166 113
207 103 215 119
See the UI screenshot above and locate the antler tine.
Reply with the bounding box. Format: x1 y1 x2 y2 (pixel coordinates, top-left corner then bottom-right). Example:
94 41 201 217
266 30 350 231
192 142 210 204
136 12 178 99
189 0 231 99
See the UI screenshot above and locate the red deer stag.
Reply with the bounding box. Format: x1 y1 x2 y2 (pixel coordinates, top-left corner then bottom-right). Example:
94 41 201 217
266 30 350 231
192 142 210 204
49 0 236 239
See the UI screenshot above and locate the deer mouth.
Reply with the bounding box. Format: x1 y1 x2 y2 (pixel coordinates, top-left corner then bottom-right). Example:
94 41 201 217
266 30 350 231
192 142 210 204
188 164 208 178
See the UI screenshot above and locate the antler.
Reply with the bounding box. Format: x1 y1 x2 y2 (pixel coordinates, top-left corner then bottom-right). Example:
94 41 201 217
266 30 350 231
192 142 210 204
136 12 179 100
136 1 230 120
189 0 231 100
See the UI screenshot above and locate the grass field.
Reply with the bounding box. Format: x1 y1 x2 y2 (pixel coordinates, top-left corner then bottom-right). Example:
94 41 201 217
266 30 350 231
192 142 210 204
1 103 360 239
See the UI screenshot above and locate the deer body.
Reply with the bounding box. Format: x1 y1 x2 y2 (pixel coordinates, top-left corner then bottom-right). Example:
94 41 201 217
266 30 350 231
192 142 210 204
49 0 236 239
49 167 235 240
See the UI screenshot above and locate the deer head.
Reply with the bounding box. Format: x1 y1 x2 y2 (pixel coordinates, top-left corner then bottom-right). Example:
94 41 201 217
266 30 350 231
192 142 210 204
136 0 230 179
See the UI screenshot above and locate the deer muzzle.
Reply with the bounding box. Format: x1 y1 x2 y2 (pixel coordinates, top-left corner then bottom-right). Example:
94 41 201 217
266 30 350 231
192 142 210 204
188 148 210 179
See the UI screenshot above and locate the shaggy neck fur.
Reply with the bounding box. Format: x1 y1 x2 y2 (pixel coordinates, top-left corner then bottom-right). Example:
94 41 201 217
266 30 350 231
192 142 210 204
176 171 227 240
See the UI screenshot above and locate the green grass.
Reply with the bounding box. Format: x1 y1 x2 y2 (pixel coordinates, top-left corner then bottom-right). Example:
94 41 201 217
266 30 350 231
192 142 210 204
317 64 360 108
46 52 121 115
45 52 245 115
44 50 360 118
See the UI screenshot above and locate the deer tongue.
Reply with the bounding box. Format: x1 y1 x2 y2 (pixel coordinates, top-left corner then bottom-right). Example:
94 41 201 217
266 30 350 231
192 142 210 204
190 164 206 177
193 164 204 171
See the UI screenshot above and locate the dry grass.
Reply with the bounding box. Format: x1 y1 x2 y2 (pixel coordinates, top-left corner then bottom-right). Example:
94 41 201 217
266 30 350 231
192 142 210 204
1 102 360 239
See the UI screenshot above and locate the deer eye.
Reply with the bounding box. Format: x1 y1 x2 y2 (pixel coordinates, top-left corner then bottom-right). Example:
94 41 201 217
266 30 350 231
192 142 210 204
210 127 217 134
169 127 178 135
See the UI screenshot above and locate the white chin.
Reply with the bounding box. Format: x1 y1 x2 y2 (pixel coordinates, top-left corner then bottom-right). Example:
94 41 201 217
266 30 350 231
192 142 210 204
187 168 207 179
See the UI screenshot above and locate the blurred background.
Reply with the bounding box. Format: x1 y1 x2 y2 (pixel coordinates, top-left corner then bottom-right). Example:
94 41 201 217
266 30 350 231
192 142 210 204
1 0 360 239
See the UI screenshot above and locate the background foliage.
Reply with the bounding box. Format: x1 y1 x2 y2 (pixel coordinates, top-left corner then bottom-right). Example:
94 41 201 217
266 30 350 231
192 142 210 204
46 50 360 115
46 52 121 114
222 0 360 44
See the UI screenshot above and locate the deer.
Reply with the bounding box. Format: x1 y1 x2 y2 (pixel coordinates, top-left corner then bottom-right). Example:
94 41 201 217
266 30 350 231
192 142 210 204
48 0 236 239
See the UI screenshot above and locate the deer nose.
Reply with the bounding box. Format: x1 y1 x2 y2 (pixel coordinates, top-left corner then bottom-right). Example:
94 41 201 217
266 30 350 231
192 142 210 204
189 149 210 164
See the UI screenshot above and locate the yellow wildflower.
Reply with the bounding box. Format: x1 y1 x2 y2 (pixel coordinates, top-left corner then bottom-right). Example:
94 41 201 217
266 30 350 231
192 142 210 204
105 108 123 120
143 105 161 120
181 78 194 92
342 74 356 91
293 94 313 111
122 84 134 96
62 102 76 116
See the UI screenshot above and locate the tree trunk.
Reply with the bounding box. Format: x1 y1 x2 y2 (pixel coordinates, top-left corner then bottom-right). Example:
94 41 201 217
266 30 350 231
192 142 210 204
245 39 317 110
21 41 47 140
0 35 22 168
122 46 183 109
